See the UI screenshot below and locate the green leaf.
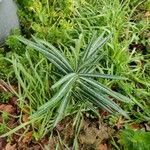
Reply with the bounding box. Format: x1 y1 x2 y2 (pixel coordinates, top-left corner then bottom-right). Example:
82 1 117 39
87 33 111 58
80 73 127 80
53 91 71 127
31 75 77 118
76 87 113 113
82 32 111 61
32 36 74 72
51 73 76 89
16 36 70 74
79 81 129 118
80 77 131 103
82 32 97 61
79 49 106 73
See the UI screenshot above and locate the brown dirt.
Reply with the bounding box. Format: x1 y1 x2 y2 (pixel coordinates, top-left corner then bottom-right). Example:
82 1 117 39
0 81 114 149
0 100 114 150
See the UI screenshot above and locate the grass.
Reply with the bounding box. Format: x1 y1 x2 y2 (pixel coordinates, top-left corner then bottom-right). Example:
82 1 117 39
17 32 131 116
119 128 150 150
0 0 150 148
1 32 132 138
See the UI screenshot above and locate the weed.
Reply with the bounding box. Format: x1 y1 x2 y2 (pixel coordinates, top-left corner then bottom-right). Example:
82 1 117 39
0 92 13 103
119 128 150 150
0 0 149 148
0 112 9 134
1 32 133 139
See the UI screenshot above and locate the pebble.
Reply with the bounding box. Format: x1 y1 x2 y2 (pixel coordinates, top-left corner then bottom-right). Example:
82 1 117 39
0 0 19 46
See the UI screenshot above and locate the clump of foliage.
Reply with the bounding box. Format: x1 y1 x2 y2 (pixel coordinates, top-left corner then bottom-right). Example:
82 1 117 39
17 32 132 119
16 0 78 44
0 112 9 134
0 92 13 103
119 128 150 150
1 32 132 139
0 49 11 79
0 0 150 148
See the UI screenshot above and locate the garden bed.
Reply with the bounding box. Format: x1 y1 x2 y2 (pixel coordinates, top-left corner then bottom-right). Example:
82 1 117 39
0 0 150 149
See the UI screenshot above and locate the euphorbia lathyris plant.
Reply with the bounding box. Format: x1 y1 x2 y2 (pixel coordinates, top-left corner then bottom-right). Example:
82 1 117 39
16 32 131 125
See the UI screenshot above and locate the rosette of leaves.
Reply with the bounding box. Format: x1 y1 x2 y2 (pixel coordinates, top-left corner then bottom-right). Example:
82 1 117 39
16 32 132 125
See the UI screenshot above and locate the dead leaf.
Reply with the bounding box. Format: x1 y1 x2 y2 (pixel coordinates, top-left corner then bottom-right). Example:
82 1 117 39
22 131 33 144
44 138 55 150
0 104 15 114
100 111 109 117
130 123 140 130
0 80 17 93
145 11 150 17
115 117 124 129
22 114 29 123
9 97 18 106
5 143 16 150
144 123 150 132
22 106 30 114
79 119 111 146
99 143 107 150
60 119 74 142
0 138 6 149
28 144 41 150
0 85 7 92
56 124 64 132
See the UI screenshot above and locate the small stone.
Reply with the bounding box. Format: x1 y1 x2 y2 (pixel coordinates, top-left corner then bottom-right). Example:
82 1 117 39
0 0 19 46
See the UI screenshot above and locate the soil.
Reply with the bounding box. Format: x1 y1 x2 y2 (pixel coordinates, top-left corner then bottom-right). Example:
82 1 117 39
0 93 114 150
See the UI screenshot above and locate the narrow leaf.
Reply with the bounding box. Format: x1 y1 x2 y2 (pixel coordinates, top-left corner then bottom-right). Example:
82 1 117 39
80 77 131 103
32 36 74 72
31 75 77 118
82 32 97 61
79 81 129 118
53 91 71 127
76 87 113 113
16 36 70 74
51 73 76 89
87 33 111 58
80 73 127 80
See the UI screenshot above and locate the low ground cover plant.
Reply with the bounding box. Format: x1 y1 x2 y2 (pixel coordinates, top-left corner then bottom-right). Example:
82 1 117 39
0 0 150 149
17 32 132 119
